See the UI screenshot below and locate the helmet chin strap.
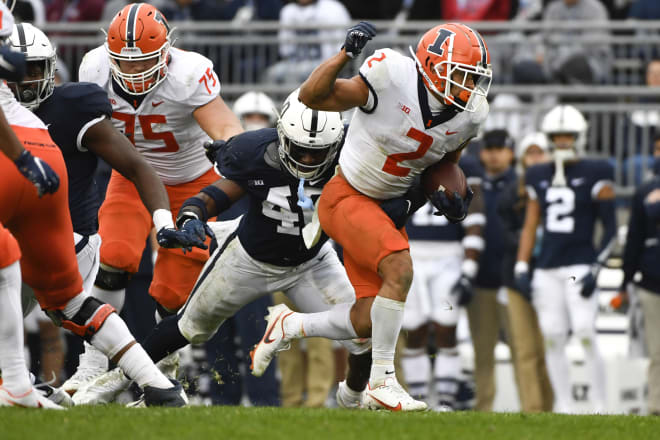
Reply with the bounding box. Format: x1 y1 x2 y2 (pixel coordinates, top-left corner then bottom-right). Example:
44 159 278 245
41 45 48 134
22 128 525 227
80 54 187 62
551 149 575 186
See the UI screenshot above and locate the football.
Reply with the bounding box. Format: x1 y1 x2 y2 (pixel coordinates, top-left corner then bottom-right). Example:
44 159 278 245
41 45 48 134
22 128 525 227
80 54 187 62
421 160 468 199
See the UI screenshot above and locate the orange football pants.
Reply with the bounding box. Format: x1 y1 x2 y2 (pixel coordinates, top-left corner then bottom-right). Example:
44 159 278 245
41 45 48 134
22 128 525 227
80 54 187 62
98 168 218 310
0 126 83 310
318 172 409 298
0 223 20 269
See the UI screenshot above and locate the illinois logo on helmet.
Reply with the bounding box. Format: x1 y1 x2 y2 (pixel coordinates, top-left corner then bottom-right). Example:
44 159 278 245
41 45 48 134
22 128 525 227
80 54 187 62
105 3 173 95
410 23 492 113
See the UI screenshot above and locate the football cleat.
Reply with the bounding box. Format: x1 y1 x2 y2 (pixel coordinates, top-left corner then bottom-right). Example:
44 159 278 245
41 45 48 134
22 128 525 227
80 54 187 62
60 343 109 396
336 380 363 409
72 367 131 405
35 383 74 408
363 377 428 412
0 386 65 409
250 304 294 377
144 379 188 407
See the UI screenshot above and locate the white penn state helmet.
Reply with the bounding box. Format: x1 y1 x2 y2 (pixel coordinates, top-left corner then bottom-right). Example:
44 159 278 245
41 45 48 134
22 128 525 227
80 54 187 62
233 91 277 130
7 22 56 109
516 131 549 159
277 89 344 180
540 104 588 156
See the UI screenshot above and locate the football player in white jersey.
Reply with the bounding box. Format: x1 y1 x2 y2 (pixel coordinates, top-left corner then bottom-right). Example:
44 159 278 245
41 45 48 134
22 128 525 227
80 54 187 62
250 22 492 411
65 2 243 395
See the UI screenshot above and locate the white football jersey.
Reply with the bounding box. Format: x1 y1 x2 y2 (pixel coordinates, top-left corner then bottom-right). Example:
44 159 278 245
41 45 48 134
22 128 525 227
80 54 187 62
79 46 221 185
340 49 489 200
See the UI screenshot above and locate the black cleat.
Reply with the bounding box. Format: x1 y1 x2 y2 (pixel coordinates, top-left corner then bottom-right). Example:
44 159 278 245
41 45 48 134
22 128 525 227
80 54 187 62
143 379 188 407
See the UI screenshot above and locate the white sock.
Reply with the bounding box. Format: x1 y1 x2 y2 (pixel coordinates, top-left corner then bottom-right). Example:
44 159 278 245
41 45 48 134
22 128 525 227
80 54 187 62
434 347 461 405
544 332 572 413
369 296 405 384
401 347 430 400
0 262 32 393
91 285 125 313
579 333 607 412
118 343 173 389
284 302 357 340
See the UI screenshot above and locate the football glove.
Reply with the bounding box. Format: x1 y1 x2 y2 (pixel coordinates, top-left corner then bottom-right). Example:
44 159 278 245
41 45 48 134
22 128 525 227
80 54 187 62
342 21 376 59
429 186 473 223
0 46 26 82
14 150 60 197
380 183 427 229
513 261 532 302
203 139 227 165
450 274 474 306
579 265 600 298
156 219 215 253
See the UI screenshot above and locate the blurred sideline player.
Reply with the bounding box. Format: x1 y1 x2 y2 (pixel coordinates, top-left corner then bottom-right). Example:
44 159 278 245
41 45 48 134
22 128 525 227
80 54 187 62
233 90 277 131
79 91 372 408
5 23 211 396
0 1 186 408
401 154 485 411
515 105 616 413
251 22 491 411
70 2 242 392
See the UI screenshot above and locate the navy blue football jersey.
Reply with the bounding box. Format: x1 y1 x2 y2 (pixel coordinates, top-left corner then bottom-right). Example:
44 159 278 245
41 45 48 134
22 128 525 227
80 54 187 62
35 82 113 236
526 159 614 268
406 154 484 241
216 128 338 266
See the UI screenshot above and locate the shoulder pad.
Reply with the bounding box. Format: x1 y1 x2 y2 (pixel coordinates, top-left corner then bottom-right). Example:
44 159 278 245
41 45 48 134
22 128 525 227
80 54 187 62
53 83 112 118
78 46 109 86
359 48 410 92
217 128 279 181
166 48 220 105
525 162 551 186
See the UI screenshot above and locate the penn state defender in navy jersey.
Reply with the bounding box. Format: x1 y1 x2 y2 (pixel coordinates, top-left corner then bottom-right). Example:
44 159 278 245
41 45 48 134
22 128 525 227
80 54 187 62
35 83 111 236
401 153 485 410
8 23 207 399
135 91 372 410
515 105 616 413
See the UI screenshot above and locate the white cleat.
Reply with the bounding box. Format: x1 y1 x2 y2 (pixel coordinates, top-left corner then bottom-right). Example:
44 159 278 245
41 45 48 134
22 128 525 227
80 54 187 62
0 386 65 409
72 367 131 405
250 304 294 377
336 380 363 409
363 377 428 412
60 343 109 396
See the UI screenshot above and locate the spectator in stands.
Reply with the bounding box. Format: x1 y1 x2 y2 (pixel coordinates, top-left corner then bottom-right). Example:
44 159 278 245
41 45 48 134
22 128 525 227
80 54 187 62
497 132 555 413
264 0 350 84
539 0 612 84
152 0 245 21
469 129 518 412
618 134 660 416
46 0 104 22
628 0 660 20
13 0 46 27
407 0 514 21
339 0 402 20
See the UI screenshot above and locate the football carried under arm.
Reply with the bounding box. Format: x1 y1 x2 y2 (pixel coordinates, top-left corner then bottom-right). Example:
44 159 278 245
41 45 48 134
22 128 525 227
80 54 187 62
298 22 374 112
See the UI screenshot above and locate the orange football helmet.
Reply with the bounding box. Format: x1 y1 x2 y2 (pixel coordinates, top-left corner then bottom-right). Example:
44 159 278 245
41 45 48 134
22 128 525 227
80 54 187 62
410 23 492 112
105 3 172 95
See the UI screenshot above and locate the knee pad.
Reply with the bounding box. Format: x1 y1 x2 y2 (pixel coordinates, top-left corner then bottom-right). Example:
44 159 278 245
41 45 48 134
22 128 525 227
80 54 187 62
47 297 116 342
340 337 372 355
94 264 130 291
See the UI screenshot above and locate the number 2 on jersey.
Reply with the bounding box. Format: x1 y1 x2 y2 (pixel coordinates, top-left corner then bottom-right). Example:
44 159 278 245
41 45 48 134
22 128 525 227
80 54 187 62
112 112 180 153
545 187 575 233
382 127 434 177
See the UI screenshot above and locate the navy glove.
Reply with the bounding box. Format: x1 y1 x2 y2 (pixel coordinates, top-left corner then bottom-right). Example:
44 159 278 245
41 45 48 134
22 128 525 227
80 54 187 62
450 274 474 306
14 150 60 197
579 265 599 298
429 186 473 223
380 184 427 229
203 140 227 165
0 46 26 82
342 21 376 59
513 271 532 302
157 219 215 253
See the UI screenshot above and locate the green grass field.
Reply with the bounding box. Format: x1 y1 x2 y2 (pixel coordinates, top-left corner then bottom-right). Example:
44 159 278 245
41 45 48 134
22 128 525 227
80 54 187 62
2 406 659 440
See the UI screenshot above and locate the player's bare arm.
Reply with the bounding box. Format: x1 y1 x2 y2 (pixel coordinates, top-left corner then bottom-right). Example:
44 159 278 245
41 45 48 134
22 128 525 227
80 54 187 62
0 107 25 160
193 96 244 140
299 21 375 111
83 118 169 214
517 197 540 264
178 178 246 223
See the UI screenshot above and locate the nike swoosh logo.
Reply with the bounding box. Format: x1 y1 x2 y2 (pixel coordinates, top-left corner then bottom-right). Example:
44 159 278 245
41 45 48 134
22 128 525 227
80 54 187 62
262 311 293 344
445 130 458 135
367 393 402 411
152 101 164 107
385 370 395 375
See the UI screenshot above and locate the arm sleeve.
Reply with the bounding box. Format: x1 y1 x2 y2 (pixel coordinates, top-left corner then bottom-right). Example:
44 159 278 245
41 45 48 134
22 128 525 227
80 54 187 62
621 189 646 288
